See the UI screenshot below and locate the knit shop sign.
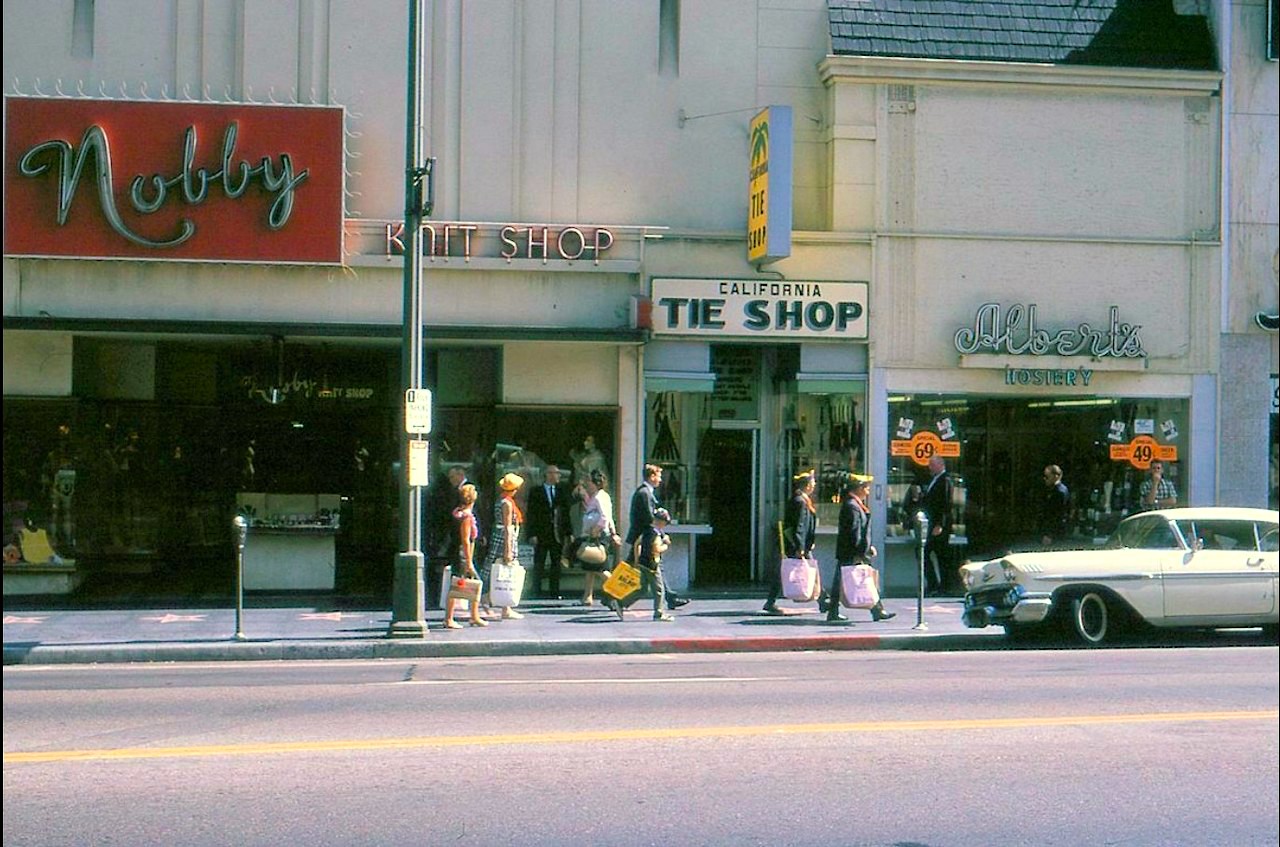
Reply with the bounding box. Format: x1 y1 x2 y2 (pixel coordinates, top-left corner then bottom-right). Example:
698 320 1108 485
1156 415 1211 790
650 278 868 339
4 97 344 264
384 221 615 263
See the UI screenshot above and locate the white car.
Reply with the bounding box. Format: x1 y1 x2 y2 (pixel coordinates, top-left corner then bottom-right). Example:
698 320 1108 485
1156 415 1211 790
960 507 1279 645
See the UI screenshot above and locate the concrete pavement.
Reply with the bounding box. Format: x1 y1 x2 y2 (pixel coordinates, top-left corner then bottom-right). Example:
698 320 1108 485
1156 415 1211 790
2 594 1005 665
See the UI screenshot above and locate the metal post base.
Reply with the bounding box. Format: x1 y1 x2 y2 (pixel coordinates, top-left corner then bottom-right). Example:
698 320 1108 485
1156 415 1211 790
387 551 429 638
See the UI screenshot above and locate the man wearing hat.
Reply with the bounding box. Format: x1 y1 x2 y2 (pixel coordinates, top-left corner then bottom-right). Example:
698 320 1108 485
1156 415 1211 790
762 469 830 615
832 473 896 623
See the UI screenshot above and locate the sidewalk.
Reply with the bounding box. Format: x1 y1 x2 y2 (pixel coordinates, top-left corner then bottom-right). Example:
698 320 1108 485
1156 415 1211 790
2 595 1002 666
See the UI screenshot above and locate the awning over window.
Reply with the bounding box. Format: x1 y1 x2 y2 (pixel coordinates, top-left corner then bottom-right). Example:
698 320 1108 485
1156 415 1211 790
644 341 715 393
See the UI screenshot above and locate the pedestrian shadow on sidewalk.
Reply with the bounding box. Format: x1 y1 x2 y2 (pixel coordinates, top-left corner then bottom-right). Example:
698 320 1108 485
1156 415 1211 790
736 617 855 628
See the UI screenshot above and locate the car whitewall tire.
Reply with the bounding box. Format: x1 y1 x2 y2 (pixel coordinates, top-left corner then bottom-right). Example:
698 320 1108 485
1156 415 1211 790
1072 591 1110 646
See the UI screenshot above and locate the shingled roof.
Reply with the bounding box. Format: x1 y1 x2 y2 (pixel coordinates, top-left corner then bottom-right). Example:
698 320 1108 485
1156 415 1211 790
828 0 1218 70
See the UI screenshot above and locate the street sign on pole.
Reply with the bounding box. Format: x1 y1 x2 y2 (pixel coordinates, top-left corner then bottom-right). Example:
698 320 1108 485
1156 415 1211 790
405 388 432 434
408 439 430 487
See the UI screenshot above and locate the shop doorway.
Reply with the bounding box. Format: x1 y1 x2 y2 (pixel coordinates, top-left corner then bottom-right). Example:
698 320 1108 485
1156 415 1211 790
695 426 757 587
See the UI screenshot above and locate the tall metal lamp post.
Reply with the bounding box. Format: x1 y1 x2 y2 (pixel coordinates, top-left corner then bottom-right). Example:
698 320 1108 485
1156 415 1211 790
388 0 432 638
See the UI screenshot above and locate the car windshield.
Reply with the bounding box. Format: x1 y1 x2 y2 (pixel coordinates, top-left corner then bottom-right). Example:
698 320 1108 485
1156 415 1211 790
1104 514 1183 550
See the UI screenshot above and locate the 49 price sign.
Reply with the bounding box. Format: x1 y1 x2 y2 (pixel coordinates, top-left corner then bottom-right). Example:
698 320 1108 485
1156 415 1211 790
1109 435 1177 470
890 431 961 467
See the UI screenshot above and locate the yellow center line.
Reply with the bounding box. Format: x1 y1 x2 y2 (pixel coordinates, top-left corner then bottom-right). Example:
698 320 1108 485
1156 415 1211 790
6 710 1275 764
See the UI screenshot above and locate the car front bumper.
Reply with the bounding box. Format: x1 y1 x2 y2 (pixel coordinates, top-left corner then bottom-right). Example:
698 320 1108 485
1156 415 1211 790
962 585 1053 628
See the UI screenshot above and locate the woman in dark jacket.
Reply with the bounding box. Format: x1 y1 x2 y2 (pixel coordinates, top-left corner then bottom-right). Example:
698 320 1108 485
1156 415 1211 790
831 473 895 623
762 469 827 615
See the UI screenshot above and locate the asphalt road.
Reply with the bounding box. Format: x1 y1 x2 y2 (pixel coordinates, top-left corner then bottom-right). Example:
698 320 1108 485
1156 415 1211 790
4 647 1278 847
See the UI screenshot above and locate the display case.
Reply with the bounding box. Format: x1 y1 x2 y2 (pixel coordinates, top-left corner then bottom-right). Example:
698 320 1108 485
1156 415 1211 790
237 493 341 590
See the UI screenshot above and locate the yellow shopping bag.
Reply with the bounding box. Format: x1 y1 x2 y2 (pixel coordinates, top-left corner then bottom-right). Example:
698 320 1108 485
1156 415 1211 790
602 560 643 602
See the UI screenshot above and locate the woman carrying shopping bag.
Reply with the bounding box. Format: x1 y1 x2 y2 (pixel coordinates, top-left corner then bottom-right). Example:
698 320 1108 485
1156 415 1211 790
577 469 622 616
762 469 829 615
481 472 526 620
443 484 488 629
830 473 896 624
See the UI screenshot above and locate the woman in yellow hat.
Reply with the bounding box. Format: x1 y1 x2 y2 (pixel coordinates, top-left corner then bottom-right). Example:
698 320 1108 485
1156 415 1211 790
481 472 526 620
830 473 896 623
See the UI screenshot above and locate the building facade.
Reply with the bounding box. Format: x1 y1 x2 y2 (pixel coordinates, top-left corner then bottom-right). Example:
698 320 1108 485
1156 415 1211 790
3 1 1273 602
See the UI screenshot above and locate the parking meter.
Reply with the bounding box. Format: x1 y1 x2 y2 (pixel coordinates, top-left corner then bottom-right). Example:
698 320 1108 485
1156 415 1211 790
233 515 249 641
913 510 929 630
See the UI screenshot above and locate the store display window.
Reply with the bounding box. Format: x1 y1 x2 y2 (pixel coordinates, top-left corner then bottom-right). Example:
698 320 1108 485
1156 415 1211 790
773 384 868 528
886 394 1190 559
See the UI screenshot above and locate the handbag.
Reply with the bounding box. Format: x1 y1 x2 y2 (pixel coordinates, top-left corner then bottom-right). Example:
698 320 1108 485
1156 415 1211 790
780 556 820 602
602 560 644 604
440 565 483 603
840 563 881 609
576 539 608 566
489 560 525 608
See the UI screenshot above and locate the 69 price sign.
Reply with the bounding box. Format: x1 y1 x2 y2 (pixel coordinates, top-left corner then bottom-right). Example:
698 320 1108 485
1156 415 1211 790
890 431 961 467
1109 434 1177 470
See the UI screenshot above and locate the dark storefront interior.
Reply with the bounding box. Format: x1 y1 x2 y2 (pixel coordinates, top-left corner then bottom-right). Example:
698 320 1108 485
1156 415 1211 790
3 337 625 605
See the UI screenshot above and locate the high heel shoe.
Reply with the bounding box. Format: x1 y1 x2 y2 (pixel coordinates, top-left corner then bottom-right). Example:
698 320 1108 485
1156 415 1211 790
469 618 489 627
442 620 463 630
871 604 897 622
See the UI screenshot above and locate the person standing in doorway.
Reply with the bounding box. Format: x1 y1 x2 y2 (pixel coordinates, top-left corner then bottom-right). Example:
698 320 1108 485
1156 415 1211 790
525 464 567 598
1038 464 1071 548
762 469 827 615
921 455 954 596
831 473 896 623
1138 461 1177 511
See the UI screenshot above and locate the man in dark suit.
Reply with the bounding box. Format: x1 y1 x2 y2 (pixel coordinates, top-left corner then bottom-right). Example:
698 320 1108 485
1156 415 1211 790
921 455 954 595
626 463 689 610
525 464 568 598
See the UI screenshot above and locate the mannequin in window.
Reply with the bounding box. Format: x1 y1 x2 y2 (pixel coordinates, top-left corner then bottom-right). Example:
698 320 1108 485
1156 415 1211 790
241 439 257 491
571 434 608 484
40 424 77 553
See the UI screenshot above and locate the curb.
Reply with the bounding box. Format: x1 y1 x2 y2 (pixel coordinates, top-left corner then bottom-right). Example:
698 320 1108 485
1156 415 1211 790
1 632 1003 666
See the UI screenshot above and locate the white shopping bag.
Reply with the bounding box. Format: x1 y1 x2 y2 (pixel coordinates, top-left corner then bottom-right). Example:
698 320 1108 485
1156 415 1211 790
488 560 526 608
439 565 452 608
781 556 820 602
840 563 881 609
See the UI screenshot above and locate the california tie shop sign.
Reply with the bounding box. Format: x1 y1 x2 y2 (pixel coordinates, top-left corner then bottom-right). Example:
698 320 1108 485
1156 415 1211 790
3 96 344 264
650 277 868 339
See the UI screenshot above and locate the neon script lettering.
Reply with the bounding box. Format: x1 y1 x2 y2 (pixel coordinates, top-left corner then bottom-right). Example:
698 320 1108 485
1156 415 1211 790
18 122 308 248
955 303 1145 358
